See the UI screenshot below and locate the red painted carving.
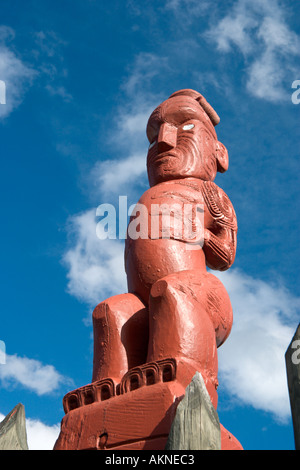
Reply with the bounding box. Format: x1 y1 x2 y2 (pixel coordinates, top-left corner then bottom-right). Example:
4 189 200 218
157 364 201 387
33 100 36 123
54 89 243 450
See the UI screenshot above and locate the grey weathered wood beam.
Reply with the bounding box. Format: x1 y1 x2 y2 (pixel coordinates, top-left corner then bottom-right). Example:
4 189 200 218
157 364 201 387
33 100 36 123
285 323 300 450
165 372 221 450
0 403 29 450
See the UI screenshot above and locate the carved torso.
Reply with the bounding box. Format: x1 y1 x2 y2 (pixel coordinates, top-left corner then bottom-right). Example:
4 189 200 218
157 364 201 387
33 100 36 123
125 177 237 303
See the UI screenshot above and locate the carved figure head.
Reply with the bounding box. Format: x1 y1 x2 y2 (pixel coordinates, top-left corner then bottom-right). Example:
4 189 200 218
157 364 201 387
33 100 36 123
146 89 228 187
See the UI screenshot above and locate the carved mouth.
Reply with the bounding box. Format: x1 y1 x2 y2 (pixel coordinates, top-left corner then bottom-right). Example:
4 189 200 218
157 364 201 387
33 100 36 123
148 147 179 166
153 152 179 165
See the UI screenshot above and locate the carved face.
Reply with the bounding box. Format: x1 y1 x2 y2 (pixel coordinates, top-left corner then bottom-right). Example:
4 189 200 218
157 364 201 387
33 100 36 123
146 95 222 187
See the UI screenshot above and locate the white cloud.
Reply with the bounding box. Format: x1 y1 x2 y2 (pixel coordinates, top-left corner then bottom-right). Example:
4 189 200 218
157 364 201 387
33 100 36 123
0 412 60 450
0 27 36 118
63 209 127 308
204 6 257 54
116 108 151 146
216 269 299 421
0 354 70 396
25 418 60 450
257 15 299 54
246 49 286 101
204 0 300 101
90 153 147 198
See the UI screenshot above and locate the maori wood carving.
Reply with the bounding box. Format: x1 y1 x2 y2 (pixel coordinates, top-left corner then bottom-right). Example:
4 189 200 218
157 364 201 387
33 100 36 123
54 89 243 451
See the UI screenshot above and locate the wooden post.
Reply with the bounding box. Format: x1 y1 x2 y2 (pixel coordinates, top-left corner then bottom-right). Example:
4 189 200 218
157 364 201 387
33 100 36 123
0 403 28 450
285 323 300 450
165 372 221 450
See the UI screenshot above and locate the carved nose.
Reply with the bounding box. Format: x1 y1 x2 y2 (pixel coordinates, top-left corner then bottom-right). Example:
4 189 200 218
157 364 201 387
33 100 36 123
157 123 177 153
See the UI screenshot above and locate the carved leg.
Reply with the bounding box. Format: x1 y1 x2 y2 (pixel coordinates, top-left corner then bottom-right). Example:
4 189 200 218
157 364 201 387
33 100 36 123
92 293 148 383
147 270 233 405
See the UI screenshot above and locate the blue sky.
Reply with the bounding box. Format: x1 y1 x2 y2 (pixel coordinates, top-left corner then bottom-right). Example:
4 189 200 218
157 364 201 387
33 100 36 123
0 0 299 450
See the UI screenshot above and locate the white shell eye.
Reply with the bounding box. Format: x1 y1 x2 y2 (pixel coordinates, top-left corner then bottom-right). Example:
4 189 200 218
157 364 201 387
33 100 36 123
182 124 194 130
149 140 156 149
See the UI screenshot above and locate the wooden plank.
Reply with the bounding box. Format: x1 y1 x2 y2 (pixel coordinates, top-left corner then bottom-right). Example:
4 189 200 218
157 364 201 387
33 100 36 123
165 372 221 450
0 403 28 450
285 323 300 450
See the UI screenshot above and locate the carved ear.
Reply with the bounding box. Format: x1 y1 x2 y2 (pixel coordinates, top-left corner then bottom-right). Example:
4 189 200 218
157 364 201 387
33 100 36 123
215 141 229 173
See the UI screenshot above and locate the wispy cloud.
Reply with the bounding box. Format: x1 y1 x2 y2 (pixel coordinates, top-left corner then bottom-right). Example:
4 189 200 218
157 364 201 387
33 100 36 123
204 0 300 101
33 30 67 58
0 26 36 118
120 52 168 103
0 25 73 119
33 30 72 102
45 83 72 102
0 354 71 396
165 0 210 21
0 25 15 43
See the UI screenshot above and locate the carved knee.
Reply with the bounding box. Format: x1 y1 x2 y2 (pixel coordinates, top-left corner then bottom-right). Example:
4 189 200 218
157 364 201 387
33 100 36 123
93 294 132 330
150 274 178 300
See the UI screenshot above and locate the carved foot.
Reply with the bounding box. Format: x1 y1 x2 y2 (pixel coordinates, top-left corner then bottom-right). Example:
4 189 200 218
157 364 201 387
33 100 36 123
62 359 177 414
